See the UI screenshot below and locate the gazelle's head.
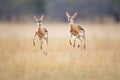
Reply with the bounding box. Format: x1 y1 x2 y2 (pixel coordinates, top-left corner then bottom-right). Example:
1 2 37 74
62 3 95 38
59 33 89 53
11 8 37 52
66 12 77 25
33 14 44 28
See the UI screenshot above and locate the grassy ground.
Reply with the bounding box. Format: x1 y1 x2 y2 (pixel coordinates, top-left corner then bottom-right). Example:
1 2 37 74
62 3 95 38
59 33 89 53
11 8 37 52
0 22 120 80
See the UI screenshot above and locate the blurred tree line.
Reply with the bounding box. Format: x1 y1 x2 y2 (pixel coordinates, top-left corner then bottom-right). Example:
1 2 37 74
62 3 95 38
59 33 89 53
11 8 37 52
112 0 120 22
0 0 46 21
0 0 119 22
46 0 120 22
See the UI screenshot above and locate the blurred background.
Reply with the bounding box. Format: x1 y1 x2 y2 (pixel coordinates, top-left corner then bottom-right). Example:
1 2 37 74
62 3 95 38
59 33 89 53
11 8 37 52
0 0 120 22
0 0 120 80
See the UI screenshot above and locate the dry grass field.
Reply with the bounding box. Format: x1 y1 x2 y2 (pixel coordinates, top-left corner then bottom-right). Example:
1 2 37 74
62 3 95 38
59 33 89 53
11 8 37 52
0 22 120 80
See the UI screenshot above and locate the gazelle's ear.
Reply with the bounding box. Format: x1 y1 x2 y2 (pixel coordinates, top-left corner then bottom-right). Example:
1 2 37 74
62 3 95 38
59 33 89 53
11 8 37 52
33 15 38 21
66 12 70 18
40 14 44 21
73 12 77 18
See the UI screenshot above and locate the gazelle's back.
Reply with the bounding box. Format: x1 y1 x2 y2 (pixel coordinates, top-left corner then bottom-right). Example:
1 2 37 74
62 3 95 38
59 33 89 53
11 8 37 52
70 24 84 35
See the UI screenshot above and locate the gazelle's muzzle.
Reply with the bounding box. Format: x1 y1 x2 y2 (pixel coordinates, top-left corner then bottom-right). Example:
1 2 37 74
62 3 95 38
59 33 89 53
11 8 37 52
39 24 41 27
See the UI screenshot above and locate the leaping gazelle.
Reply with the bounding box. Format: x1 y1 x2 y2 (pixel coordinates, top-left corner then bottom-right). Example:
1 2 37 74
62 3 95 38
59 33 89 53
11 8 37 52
33 14 48 55
66 12 86 49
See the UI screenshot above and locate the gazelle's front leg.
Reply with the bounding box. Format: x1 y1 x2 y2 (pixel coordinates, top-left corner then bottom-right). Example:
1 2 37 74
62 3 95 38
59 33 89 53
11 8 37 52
33 32 37 46
69 34 72 45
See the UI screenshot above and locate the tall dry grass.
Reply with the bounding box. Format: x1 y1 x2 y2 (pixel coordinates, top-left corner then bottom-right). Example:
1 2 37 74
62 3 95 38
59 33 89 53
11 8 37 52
0 22 120 80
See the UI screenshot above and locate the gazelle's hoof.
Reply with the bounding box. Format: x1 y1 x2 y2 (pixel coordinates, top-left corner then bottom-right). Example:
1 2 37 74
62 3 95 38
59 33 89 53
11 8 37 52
33 43 35 46
78 45 80 48
43 51 47 56
69 42 72 45
73 45 75 47
69 40 72 45
40 47 42 49
84 46 86 49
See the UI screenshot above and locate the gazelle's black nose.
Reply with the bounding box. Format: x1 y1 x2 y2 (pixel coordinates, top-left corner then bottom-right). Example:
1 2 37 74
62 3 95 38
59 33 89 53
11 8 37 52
68 20 70 22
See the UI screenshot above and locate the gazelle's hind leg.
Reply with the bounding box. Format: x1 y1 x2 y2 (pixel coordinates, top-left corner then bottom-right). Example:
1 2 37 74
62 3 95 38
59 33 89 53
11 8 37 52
77 36 82 48
41 36 48 56
83 36 86 49
78 31 86 49
44 34 48 46
39 37 43 49
77 32 83 48
44 35 48 56
79 31 83 41
73 36 77 47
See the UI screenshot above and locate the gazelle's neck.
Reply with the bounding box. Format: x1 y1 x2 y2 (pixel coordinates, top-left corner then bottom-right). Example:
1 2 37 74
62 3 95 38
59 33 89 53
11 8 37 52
69 22 73 26
38 23 43 28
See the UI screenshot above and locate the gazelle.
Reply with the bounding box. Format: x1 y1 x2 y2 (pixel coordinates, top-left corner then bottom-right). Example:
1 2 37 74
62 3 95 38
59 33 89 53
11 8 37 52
33 14 48 54
66 12 86 49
